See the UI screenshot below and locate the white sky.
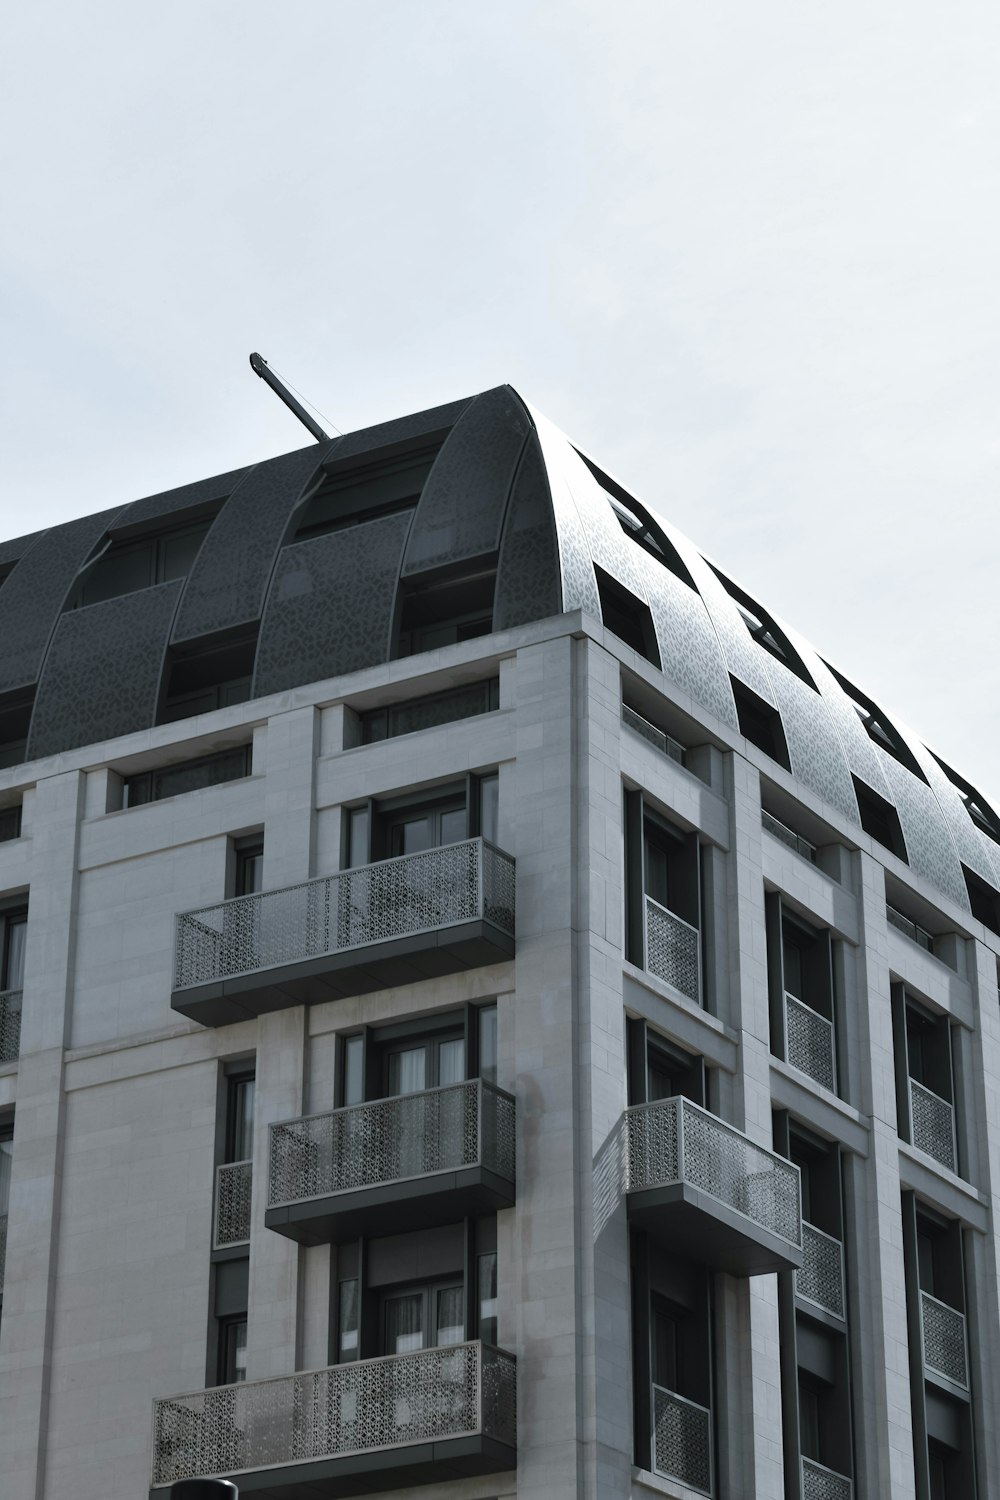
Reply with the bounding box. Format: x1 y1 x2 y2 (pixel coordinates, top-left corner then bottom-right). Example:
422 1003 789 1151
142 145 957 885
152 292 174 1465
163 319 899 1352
1 2 997 797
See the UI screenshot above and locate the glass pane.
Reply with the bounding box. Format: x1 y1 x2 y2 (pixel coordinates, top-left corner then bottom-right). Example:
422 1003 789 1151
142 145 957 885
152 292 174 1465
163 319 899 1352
478 1253 498 1345
479 775 499 845
478 1007 497 1085
0 1137 12 1212
225 1321 248 1384
438 1038 465 1086
389 1048 426 1096
439 808 466 846
782 939 803 999
4 918 26 990
348 808 369 869
386 1293 425 1354
236 849 263 896
652 1303 678 1390
436 1286 465 1346
159 525 209 582
343 1035 364 1107
393 817 431 857
232 1079 255 1161
339 1280 359 1361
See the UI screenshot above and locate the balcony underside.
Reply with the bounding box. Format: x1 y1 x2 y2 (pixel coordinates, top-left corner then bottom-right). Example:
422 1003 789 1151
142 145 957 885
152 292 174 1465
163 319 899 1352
628 1181 802 1276
171 920 514 1026
150 1433 515 1499
267 1165 517 1246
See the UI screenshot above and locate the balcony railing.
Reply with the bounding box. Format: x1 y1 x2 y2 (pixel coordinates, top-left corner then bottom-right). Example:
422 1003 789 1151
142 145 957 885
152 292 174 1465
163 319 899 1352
785 992 836 1093
795 1223 845 1319
886 905 934 953
214 1160 252 1250
174 838 516 992
270 1080 515 1208
920 1290 969 1389
909 1078 957 1173
762 809 816 862
151 1341 516 1489
0 1212 7 1294
0 988 22 1065
652 1384 712 1495
645 896 701 1003
625 1096 802 1251
622 705 686 766
802 1456 853 1500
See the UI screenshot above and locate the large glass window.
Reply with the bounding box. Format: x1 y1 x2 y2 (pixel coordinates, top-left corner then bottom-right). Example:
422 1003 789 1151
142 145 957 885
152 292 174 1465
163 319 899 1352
382 1280 465 1355
124 744 252 808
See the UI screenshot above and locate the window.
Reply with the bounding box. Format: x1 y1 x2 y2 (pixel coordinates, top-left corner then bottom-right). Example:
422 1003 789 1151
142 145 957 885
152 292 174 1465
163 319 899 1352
594 567 660 669
292 446 438 542
0 1122 12 1314
0 691 32 771
0 804 22 844
395 566 496 657
383 1281 465 1354
624 791 703 1002
226 1073 255 1164
766 898 837 1093
359 678 500 745
893 991 958 1173
931 754 1000 845
710 565 816 688
219 1317 248 1384
233 840 264 898
962 865 1000 937
74 518 215 609
731 679 791 770
158 630 257 724
825 662 927 780
1 911 26 994
211 1256 249 1386
344 774 500 869
573 449 697 589
627 1019 705 1107
853 776 907 861
123 743 252 808
477 1252 498 1344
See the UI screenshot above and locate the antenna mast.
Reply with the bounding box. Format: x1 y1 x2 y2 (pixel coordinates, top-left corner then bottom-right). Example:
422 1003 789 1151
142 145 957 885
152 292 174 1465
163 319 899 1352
249 353 329 442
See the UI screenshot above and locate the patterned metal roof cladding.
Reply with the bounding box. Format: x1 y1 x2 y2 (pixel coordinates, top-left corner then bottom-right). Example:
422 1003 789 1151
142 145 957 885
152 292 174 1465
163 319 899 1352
0 384 992 912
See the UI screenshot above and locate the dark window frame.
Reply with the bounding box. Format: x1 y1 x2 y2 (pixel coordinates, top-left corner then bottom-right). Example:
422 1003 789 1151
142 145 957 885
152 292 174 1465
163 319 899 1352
123 743 252 809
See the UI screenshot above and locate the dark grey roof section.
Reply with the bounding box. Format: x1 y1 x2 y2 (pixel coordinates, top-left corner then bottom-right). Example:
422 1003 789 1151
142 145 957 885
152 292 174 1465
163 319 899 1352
111 466 252 532
401 387 530 576
253 511 412 697
0 530 45 568
171 443 333 643
493 433 562 632
27 580 183 759
0 383 996 918
0 507 124 696
325 395 472 463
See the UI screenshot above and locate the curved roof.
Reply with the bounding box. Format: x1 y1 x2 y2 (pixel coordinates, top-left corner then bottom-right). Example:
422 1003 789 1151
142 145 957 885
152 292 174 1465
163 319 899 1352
1 383 996 912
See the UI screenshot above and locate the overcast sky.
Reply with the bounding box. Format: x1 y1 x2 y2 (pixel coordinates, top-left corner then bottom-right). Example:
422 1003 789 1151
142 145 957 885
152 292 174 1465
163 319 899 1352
1 2 997 796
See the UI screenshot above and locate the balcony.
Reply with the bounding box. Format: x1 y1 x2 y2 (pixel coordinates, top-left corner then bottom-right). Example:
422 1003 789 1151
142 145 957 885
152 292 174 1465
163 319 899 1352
887 904 934 953
652 1385 712 1495
0 987 21 1065
266 1080 516 1246
785 992 836 1093
795 1223 845 1320
645 897 701 1003
625 1096 802 1275
762 808 816 863
622 704 686 766
909 1077 957 1172
171 839 516 1026
150 1341 516 1498
920 1290 969 1391
802 1456 853 1500
214 1160 252 1251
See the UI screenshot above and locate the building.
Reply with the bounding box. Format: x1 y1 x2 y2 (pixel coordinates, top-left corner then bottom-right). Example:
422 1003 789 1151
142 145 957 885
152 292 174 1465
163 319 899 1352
0 383 998 1500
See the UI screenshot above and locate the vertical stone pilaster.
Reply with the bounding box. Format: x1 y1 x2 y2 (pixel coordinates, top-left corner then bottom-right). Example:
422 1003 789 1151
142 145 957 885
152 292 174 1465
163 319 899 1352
0 769 86 1500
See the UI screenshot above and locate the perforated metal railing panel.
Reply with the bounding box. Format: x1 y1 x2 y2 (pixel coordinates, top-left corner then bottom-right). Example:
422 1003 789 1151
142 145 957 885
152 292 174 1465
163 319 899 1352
652 1385 712 1494
796 1223 845 1318
174 839 515 990
785 993 836 1092
214 1160 252 1249
920 1290 969 1388
625 1096 802 1248
645 897 700 1002
802 1455 853 1500
909 1078 957 1172
0 988 22 1064
269 1080 516 1206
151 1341 516 1486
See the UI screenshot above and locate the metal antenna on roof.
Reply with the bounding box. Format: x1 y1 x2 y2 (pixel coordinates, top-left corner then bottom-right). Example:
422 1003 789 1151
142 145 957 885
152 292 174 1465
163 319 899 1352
249 353 334 443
